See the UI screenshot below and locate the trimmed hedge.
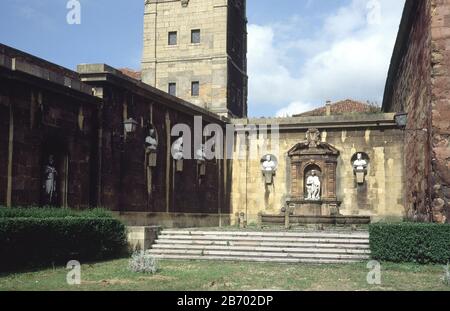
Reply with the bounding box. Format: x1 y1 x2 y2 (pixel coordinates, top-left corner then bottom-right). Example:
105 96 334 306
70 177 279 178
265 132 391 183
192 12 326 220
369 222 450 264
0 217 128 271
0 207 113 218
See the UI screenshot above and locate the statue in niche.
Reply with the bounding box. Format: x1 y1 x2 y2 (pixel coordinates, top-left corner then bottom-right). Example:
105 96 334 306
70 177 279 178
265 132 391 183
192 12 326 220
353 153 368 172
43 155 57 205
306 170 321 201
353 153 369 185
261 154 278 185
145 127 158 194
172 137 184 171
145 128 158 167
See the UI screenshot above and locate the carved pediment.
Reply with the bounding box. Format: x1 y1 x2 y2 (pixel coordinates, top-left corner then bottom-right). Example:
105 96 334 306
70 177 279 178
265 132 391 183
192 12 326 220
288 129 339 157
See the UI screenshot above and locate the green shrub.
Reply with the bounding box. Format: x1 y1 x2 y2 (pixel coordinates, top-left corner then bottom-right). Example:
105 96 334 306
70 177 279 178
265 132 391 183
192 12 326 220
0 217 128 271
0 207 113 218
369 222 450 264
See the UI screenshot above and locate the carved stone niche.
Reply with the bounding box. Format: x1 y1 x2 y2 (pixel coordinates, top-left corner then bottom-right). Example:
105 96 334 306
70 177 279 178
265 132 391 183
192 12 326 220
286 129 341 216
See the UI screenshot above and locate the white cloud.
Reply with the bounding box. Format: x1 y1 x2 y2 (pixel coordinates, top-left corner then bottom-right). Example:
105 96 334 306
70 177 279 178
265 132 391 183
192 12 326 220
247 0 405 117
275 101 315 118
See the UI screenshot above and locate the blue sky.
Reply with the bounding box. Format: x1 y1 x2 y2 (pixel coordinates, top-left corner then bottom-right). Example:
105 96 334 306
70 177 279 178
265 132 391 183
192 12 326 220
0 0 405 117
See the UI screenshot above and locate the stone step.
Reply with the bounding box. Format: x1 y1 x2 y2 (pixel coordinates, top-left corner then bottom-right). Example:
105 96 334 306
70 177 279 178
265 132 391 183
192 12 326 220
162 230 369 239
152 244 371 254
154 239 370 249
158 235 369 244
149 254 363 264
152 229 371 264
147 249 370 260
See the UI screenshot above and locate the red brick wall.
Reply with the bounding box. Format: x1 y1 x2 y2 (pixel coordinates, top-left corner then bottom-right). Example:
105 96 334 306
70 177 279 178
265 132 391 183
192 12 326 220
387 0 433 221
430 0 450 223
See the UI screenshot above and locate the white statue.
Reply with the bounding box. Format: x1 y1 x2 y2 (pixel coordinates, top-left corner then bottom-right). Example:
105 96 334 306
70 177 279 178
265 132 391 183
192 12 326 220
262 155 276 172
196 144 206 161
145 128 158 169
145 129 158 152
172 137 184 160
261 155 277 184
306 170 321 201
43 155 57 204
353 153 368 172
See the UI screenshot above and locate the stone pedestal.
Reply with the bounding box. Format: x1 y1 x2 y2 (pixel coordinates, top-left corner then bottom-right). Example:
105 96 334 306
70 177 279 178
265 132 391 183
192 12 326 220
263 171 274 185
288 199 341 216
355 171 365 184
127 226 161 251
148 152 157 167
176 159 183 172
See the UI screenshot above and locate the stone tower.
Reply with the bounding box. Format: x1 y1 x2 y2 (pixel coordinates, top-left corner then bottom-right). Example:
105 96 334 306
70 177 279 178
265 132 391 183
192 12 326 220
141 0 248 118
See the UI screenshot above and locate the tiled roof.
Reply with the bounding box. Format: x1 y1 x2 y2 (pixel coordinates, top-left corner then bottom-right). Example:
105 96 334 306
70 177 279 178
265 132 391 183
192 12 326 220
293 99 381 117
118 68 142 81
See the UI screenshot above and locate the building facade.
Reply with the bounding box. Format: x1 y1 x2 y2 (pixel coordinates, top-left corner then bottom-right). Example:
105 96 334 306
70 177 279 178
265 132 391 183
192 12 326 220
1 0 449 226
141 0 248 118
231 114 405 224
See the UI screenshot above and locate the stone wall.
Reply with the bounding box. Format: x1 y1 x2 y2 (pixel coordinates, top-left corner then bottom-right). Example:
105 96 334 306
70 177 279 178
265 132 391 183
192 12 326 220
383 0 450 223
230 114 405 224
430 0 450 223
78 64 230 225
142 0 247 118
0 45 99 208
0 82 10 205
0 45 231 228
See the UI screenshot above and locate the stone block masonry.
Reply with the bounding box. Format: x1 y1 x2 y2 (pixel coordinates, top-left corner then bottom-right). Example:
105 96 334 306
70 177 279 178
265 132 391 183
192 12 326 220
383 0 450 223
141 0 248 118
430 0 450 224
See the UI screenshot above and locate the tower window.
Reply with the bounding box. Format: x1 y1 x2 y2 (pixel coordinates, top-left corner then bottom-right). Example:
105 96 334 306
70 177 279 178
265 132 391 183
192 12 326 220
168 83 177 96
191 29 201 44
191 81 199 97
168 31 177 45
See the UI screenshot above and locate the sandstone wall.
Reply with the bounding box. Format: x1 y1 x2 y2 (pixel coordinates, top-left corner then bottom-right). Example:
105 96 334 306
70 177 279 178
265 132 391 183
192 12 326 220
230 115 405 224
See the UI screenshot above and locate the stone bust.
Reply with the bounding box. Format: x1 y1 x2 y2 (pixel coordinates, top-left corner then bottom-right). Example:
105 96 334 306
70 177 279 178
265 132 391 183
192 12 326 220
172 137 184 160
196 144 206 162
145 129 158 152
353 153 368 172
261 154 278 185
262 154 277 172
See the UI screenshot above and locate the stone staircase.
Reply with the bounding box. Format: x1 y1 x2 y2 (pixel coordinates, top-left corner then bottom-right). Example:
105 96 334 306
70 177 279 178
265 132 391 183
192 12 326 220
148 229 371 264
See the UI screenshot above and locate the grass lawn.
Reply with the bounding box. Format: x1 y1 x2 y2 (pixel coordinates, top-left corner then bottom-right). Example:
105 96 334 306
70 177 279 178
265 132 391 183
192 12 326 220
0 258 449 291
